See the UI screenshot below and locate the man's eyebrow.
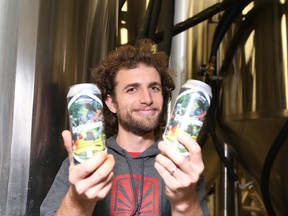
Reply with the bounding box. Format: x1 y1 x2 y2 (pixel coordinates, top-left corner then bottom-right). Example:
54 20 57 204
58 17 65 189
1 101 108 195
148 81 162 87
149 81 162 88
123 81 162 89
123 83 140 90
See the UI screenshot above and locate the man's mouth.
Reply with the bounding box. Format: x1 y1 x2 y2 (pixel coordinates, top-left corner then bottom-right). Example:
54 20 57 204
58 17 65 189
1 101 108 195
134 107 158 116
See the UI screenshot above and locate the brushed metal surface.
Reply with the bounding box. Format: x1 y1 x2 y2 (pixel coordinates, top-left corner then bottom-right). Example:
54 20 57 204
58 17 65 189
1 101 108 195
218 1 288 215
0 0 39 215
0 0 118 215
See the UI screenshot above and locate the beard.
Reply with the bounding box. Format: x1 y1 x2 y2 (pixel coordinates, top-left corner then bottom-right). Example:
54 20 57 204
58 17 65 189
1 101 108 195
116 105 163 136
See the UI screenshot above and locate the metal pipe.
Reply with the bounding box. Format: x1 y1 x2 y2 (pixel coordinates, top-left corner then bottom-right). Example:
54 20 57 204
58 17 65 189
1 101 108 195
215 143 239 216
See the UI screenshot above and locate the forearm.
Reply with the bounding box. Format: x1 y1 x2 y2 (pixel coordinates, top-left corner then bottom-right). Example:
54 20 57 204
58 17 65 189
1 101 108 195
56 187 96 216
170 194 203 216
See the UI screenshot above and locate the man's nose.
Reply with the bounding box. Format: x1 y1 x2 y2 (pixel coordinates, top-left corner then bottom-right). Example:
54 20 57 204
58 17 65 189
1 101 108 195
139 88 153 104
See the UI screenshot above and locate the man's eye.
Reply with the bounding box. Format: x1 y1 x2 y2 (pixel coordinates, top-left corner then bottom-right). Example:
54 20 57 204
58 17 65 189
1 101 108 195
127 88 136 93
151 86 161 92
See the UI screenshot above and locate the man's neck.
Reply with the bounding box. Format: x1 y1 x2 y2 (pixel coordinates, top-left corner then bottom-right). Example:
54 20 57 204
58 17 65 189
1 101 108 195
115 128 155 152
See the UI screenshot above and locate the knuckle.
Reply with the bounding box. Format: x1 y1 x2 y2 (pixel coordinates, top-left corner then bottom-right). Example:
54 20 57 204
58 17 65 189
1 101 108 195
96 169 106 179
74 183 85 195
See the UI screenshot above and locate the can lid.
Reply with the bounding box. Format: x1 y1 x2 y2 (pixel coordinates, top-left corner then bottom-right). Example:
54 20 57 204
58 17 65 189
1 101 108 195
68 83 100 96
182 79 212 96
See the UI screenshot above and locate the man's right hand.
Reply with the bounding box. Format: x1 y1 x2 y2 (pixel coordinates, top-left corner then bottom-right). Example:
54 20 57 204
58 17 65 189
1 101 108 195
56 130 115 216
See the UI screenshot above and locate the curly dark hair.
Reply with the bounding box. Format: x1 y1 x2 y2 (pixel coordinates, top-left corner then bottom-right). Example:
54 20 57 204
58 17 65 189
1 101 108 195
92 39 175 138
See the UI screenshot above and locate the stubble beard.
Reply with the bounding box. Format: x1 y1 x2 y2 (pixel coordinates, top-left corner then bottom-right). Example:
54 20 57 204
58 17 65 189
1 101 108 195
117 106 162 136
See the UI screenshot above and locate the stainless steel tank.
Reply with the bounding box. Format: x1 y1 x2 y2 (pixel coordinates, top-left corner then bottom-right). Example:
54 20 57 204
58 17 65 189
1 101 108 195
169 0 288 215
0 0 118 215
217 1 288 215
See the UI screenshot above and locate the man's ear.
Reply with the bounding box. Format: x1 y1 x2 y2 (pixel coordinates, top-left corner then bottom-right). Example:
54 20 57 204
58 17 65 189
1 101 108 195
105 95 117 113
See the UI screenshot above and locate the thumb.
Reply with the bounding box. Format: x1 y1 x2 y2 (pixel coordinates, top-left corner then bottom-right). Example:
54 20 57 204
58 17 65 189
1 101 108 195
62 130 74 164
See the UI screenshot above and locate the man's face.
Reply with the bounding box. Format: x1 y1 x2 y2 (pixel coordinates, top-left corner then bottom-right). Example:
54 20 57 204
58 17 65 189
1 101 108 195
106 63 163 135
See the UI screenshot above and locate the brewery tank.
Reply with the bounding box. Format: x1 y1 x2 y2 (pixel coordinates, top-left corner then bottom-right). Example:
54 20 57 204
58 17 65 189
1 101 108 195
216 1 288 215
169 0 288 215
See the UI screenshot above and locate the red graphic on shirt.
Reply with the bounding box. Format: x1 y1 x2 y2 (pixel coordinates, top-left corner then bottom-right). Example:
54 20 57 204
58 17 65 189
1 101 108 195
110 174 159 215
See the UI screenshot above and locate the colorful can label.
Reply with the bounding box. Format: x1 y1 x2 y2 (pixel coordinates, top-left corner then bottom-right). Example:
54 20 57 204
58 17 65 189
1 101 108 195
163 79 212 156
67 83 106 163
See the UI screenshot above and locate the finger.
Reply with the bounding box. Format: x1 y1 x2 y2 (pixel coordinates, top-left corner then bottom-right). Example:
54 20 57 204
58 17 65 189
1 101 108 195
73 154 115 193
62 130 74 164
154 161 179 189
154 160 174 181
155 154 178 176
177 133 203 164
176 134 205 177
89 154 115 181
72 151 111 180
155 153 190 186
158 140 183 158
158 141 190 175
85 172 114 200
159 139 204 179
158 141 188 166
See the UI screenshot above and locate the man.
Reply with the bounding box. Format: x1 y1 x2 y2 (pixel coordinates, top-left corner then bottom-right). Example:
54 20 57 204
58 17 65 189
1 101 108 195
41 39 209 215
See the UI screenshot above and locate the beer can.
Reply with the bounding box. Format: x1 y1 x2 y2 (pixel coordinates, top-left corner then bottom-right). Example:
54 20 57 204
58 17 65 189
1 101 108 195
163 79 212 156
67 83 106 163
